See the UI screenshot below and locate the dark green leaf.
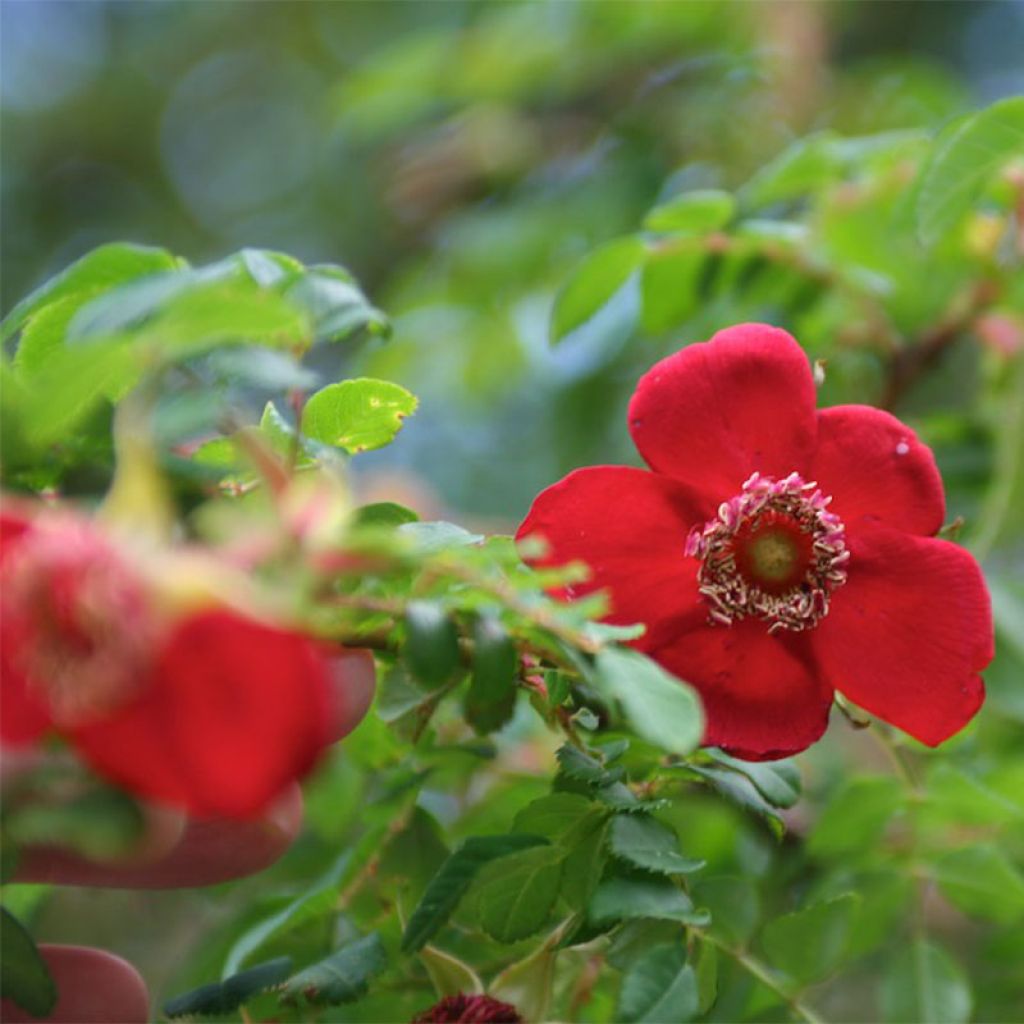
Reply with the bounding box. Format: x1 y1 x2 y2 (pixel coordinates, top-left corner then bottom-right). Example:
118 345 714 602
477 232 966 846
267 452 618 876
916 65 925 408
402 834 548 952
589 876 708 925
706 751 801 808
303 378 417 453
0 908 56 1017
513 792 598 840
609 814 705 876
164 957 293 1018
556 744 624 786
617 944 698 1024
464 615 518 734
916 96 1024 245
280 934 386 1007
594 647 704 756
880 941 972 1024
551 236 646 343
762 894 859 983
473 845 564 943
685 765 785 832
403 600 461 687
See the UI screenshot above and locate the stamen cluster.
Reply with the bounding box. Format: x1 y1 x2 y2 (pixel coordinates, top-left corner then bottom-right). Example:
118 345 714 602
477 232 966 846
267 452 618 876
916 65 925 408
685 471 849 633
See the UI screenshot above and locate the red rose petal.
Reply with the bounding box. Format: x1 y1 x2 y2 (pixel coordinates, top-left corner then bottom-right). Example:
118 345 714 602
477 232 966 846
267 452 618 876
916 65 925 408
70 610 333 818
628 324 817 507
812 525 992 746
813 405 945 536
517 466 707 651
653 619 832 760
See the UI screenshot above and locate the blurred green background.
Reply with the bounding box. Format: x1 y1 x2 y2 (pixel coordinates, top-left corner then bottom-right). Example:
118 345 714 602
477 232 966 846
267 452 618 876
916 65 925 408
3 0 1022 524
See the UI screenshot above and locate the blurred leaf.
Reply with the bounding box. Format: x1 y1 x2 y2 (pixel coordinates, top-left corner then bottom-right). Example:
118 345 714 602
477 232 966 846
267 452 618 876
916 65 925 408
685 764 785 833
706 751 801 808
0 908 56 1017
695 939 718 1014
880 941 972 1024
644 190 736 233
303 378 417 453
398 521 484 553
419 945 484 999
589 876 708 925
239 248 304 288
594 647 704 756
916 96 1024 245
931 845 1024 924
285 265 390 343
354 501 420 529
204 346 318 390
617 944 698 1024
692 876 760 946
2 242 180 343
164 957 292 1019
608 814 705 876
280 934 386 1007
473 845 564 942
551 236 645 343
403 600 461 687
464 615 518 734
762 894 859 983
923 763 1023 827
402 834 548 952
739 131 842 209
807 776 904 858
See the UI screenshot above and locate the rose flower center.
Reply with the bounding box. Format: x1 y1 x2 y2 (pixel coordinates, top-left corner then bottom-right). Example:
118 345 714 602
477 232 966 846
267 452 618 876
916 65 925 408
685 472 849 633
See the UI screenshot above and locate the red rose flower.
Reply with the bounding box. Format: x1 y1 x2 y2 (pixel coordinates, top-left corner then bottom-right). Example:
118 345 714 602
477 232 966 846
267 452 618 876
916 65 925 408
517 324 993 759
0 503 335 818
411 993 522 1023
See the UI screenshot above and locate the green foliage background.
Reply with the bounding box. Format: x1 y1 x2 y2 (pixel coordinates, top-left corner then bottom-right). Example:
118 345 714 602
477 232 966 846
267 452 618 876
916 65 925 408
2 3 1023 1022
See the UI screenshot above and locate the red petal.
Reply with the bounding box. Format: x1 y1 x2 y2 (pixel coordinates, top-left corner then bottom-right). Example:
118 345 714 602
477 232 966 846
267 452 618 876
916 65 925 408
516 466 706 651
628 324 817 506
653 619 832 760
813 406 945 535
0 647 52 746
70 610 333 818
812 526 992 746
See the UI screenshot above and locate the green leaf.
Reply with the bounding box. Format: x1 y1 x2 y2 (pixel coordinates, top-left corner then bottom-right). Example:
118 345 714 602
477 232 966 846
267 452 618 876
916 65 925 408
931 845 1024 924
617 944 698 1024
761 894 859 983
593 647 704 756
608 814 705 876
2 242 180 343
398 520 484 553
302 378 417 453
643 190 736 234
280 934 386 1007
691 876 760 946
164 957 293 1018
589 876 708 925
739 131 842 209
285 265 390 343
808 776 904 859
551 236 646 343
464 615 518 734
695 939 718 1014
916 96 1024 245
402 834 548 952
685 764 785 832
419 945 484 999
403 600 461 687
0 908 56 1017
880 941 972 1024
353 501 420 529
513 792 598 840
472 845 564 943
706 751 801 808
555 743 624 787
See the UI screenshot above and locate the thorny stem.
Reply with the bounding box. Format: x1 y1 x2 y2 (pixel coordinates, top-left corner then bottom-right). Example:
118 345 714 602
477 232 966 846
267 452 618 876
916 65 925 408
700 933 826 1024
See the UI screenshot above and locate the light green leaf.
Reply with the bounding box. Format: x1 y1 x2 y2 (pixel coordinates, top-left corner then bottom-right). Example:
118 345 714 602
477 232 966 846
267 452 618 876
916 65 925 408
594 646 704 756
353 501 420 529
917 96 1024 245
644 190 736 233
280 934 386 1007
285 265 390 343
402 834 548 952
880 940 972 1024
931 845 1024 924
762 894 859 983
0 908 56 1017
609 814 705 876
302 378 417 453
739 131 842 209
589 876 708 925
551 236 646 343
1 242 181 343
473 845 564 943
617 944 698 1024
